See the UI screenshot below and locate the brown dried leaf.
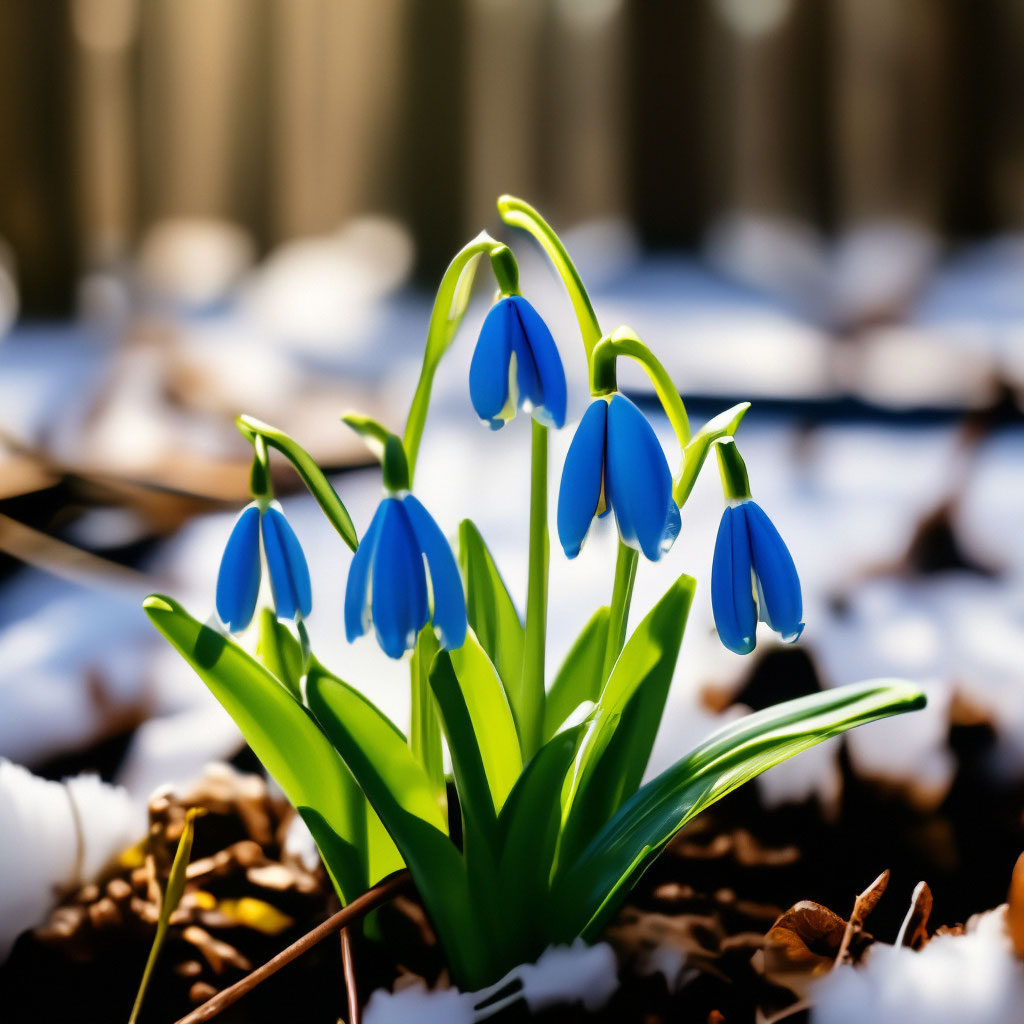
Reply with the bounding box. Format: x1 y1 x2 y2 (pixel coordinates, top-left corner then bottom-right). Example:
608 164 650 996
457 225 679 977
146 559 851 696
896 881 933 950
764 901 849 976
835 870 889 966
1007 851 1024 958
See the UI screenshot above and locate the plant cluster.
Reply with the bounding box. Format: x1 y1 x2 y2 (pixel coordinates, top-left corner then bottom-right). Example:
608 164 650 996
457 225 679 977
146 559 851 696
145 197 924 990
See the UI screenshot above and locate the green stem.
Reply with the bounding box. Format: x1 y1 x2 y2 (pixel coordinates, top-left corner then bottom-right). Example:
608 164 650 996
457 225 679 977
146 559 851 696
601 541 639 683
674 402 751 508
237 416 358 552
518 419 549 759
715 438 752 501
249 436 271 500
592 329 691 446
410 626 447 817
497 195 602 363
403 233 507 484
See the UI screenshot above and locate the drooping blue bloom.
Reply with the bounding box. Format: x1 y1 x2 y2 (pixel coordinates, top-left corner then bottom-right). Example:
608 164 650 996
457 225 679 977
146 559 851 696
557 394 681 561
216 501 312 633
711 499 803 655
345 494 466 659
469 295 567 430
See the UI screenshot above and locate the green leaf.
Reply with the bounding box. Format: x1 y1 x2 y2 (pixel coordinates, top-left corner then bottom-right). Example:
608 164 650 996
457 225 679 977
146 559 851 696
237 415 358 551
410 626 446 806
457 520 525 711
439 631 524 817
495 725 586 963
304 663 496 987
543 607 610 741
557 574 695 870
256 608 304 700
143 596 368 903
554 679 927 941
129 807 202 1024
674 402 751 507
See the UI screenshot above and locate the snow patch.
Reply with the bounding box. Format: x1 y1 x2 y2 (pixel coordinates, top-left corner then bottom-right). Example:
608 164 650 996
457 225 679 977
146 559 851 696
812 907 1024 1024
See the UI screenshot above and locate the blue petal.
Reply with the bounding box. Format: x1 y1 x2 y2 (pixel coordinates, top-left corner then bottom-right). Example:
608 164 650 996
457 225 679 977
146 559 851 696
711 504 757 654
605 394 679 561
402 495 467 650
215 504 262 633
344 501 388 642
744 501 804 643
469 298 515 429
371 499 428 658
261 505 313 621
557 399 608 558
510 296 567 429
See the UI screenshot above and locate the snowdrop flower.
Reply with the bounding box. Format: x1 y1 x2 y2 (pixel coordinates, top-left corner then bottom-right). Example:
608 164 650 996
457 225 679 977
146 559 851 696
469 295 567 430
215 501 312 633
557 394 680 561
345 494 466 659
711 499 803 655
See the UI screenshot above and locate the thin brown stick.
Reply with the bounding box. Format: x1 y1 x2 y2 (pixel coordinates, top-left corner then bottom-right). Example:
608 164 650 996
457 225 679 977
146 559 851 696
174 871 410 1024
341 928 359 1024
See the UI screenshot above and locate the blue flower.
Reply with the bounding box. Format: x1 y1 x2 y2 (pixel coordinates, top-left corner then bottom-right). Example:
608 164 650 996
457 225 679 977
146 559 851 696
345 494 466 659
469 295 567 430
216 502 313 633
711 499 803 655
557 394 681 561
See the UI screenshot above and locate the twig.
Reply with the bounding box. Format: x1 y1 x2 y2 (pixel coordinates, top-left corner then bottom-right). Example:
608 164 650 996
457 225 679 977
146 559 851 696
174 871 410 1024
341 929 359 1024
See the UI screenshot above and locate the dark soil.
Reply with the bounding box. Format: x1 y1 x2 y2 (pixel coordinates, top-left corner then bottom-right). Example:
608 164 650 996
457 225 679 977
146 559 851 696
2 704 1022 1024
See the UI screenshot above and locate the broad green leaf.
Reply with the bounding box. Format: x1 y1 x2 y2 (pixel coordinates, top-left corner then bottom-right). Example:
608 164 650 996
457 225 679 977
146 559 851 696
256 608 304 700
495 725 586 965
554 679 927 941
557 574 695 870
543 606 610 741
442 631 524 816
458 520 525 709
305 664 496 987
143 596 367 902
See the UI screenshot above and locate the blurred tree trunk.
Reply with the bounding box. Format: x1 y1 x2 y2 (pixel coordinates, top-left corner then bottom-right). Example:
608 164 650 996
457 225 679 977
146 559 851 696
267 0 404 242
136 0 269 244
0 1 79 315
831 0 952 231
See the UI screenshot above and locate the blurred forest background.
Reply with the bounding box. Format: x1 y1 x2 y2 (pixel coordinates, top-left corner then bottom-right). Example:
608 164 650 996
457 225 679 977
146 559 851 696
5 0 1024 314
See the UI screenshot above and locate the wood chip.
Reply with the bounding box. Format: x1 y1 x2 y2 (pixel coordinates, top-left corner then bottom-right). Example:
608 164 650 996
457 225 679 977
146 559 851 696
181 925 252 974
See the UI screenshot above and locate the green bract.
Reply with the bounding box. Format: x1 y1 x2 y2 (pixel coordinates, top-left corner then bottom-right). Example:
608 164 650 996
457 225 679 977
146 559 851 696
146 196 927 993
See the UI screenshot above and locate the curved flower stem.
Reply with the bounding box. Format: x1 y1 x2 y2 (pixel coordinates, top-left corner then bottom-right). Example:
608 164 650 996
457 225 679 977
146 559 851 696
674 402 751 508
592 327 692 446
237 416 358 552
497 195 603 365
248 435 271 501
601 540 639 683
519 419 549 758
403 232 509 484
